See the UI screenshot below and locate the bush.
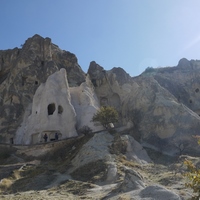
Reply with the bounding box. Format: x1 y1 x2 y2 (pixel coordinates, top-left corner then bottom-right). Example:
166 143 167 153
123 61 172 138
92 106 118 129
78 126 93 135
184 138 200 200
184 159 200 200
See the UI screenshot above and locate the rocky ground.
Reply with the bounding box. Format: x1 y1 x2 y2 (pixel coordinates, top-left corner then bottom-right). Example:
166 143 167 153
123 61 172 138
0 131 197 200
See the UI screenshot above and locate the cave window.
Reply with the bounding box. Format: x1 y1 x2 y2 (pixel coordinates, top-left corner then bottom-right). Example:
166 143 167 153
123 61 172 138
189 99 192 104
195 88 199 93
58 105 63 114
35 81 38 85
48 103 55 115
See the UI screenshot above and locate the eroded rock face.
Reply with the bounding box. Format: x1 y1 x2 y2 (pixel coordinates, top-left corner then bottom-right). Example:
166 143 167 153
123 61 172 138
88 60 200 155
70 75 102 132
1 34 200 155
15 69 78 144
0 34 85 143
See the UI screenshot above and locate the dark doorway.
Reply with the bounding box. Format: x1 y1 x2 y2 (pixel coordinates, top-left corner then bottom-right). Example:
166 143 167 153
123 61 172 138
58 105 63 114
48 103 55 115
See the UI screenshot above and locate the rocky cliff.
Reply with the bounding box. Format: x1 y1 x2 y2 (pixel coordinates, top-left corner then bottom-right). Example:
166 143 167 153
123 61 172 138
0 34 86 143
1 34 200 155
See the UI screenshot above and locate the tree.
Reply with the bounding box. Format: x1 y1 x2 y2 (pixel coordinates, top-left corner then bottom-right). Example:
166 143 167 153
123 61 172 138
184 159 200 200
184 137 200 200
173 138 190 156
92 106 118 129
78 126 92 136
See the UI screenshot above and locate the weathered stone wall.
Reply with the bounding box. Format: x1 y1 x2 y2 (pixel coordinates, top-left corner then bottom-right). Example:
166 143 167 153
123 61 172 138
0 34 85 143
88 61 200 155
1 35 200 154
15 69 78 144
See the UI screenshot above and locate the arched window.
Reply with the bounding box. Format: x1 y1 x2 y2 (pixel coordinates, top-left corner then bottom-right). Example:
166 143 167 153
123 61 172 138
58 105 63 114
48 103 55 115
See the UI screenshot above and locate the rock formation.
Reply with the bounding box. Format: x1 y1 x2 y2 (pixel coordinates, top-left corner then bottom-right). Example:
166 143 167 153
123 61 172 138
15 68 78 144
0 34 85 143
2 35 200 199
1 34 200 155
87 61 200 155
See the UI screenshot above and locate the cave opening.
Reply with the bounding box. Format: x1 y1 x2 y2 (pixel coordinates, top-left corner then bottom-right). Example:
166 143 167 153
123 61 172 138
48 103 55 115
58 105 63 114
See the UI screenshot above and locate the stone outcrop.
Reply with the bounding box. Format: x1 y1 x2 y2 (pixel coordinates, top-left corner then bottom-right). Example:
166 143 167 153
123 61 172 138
1 34 200 156
0 34 85 143
14 67 102 144
68 132 151 183
87 61 200 155
15 69 78 144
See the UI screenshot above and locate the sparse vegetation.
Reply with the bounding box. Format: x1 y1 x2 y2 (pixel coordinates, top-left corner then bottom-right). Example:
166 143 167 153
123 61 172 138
173 139 190 155
92 106 118 129
184 138 200 200
184 159 200 200
0 132 197 199
70 160 107 182
110 134 127 155
78 125 92 135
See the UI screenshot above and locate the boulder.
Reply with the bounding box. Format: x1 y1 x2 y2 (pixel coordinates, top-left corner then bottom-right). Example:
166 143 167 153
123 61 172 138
139 185 181 200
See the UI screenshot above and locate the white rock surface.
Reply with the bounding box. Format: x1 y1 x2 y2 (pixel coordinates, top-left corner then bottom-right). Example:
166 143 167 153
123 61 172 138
70 75 102 131
69 132 114 173
138 185 182 200
122 135 152 164
16 68 78 144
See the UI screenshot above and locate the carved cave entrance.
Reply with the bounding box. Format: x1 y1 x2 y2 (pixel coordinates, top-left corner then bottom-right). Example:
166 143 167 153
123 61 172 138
48 103 56 115
58 105 63 114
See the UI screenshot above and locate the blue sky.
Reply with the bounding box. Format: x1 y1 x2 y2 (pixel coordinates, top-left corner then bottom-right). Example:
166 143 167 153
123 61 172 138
1 0 200 76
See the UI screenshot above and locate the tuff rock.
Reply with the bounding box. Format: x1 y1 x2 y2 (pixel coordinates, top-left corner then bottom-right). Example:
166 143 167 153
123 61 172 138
0 34 85 143
1 34 200 154
1 35 199 199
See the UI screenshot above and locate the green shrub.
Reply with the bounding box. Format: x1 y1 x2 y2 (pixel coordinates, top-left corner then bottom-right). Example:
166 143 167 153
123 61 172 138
184 139 200 200
92 106 118 129
78 126 92 135
184 159 200 200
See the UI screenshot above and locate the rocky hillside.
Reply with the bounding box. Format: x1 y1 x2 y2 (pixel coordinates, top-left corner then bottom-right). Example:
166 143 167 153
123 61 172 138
0 131 196 199
1 34 200 154
0 34 200 199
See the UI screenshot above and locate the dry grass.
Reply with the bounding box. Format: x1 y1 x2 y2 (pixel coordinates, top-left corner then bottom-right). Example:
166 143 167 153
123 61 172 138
70 160 107 182
117 155 142 169
0 135 196 200
57 180 95 196
0 178 13 191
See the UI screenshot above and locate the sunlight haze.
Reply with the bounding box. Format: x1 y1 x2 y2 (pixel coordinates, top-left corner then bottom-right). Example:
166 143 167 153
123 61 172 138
1 0 200 76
